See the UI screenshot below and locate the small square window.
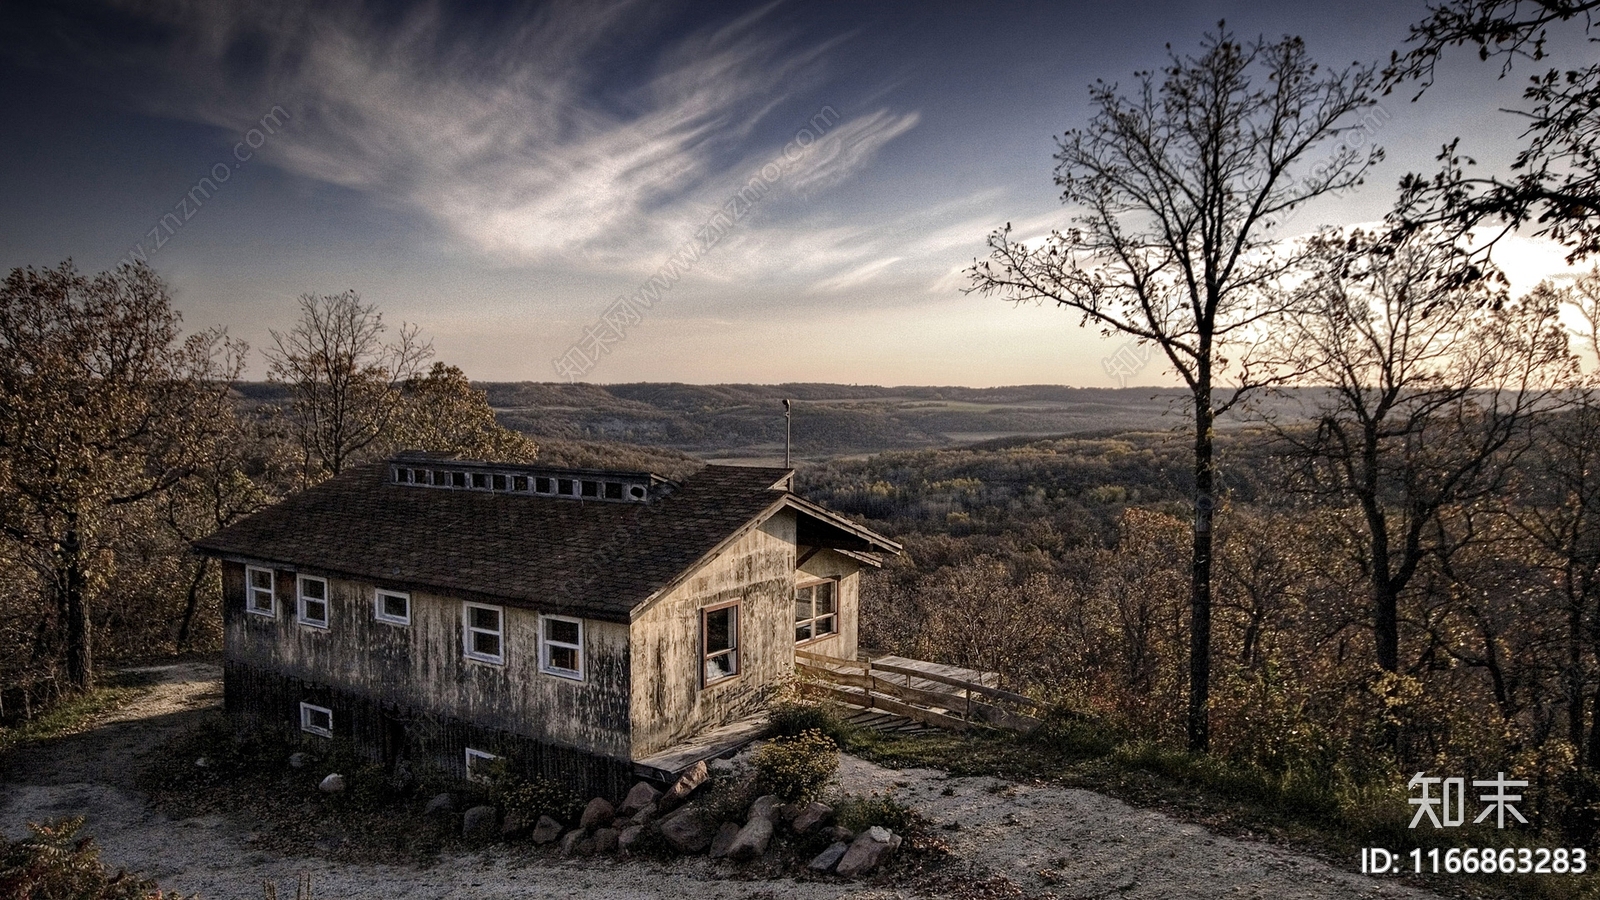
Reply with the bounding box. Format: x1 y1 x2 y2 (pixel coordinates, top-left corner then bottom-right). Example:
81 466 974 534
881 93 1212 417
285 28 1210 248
472 472 489 489
450 471 467 488
558 478 574 496
297 575 329 628
300 702 332 738
539 615 584 680
513 475 528 491
413 468 429 484
375 589 410 625
535 477 552 493
493 474 508 490
465 747 498 783
463 602 504 664
246 566 275 617
432 469 448 486
581 480 599 497
394 467 410 483
604 482 623 500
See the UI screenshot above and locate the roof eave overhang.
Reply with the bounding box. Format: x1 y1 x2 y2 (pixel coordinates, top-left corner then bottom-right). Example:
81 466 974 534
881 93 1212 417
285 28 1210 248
628 492 900 622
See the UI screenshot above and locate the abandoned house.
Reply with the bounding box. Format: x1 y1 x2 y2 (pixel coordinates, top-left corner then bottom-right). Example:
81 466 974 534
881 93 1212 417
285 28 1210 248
192 454 900 796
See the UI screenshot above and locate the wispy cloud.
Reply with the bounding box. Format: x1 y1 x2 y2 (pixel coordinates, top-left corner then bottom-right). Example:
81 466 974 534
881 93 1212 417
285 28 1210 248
45 0 921 274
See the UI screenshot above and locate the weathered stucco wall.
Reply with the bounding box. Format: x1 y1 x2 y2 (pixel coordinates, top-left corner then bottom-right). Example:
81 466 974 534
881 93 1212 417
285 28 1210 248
627 512 797 758
795 549 861 662
220 560 630 760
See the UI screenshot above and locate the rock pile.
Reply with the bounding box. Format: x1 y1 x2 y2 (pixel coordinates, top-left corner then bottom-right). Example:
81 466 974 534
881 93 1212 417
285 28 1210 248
413 759 906 878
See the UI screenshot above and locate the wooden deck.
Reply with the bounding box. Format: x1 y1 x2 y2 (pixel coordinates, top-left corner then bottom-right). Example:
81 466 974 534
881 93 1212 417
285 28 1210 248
631 712 771 782
795 649 1044 733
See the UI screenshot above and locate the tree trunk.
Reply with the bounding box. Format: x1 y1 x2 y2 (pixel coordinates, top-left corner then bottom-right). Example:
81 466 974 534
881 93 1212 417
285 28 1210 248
1189 390 1215 754
60 522 92 693
175 556 211 651
1569 588 1585 760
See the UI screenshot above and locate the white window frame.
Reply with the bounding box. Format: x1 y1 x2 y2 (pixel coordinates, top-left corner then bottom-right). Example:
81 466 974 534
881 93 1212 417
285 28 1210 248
374 588 411 626
462 602 505 665
296 575 330 629
701 601 740 687
794 578 839 644
465 747 498 783
245 565 276 618
299 702 333 738
538 614 584 681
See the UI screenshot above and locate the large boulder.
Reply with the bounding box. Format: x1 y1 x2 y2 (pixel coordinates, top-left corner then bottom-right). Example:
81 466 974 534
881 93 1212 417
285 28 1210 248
288 752 311 769
835 826 901 878
809 841 850 873
579 797 616 830
530 815 563 844
461 805 499 841
629 802 658 826
658 807 714 854
707 821 741 859
592 827 620 854
558 829 587 857
619 782 662 817
791 801 833 835
617 824 646 853
317 773 346 793
423 792 456 817
657 761 708 813
725 817 773 861
746 794 781 823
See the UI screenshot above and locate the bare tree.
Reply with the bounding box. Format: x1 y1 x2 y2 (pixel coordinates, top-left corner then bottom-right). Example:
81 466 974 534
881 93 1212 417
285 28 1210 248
1387 1 1600 260
264 291 432 479
966 29 1381 751
0 261 243 691
1271 229 1573 686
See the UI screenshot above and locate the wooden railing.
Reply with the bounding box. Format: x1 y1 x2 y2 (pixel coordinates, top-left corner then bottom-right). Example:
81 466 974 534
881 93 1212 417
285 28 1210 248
793 649 1045 733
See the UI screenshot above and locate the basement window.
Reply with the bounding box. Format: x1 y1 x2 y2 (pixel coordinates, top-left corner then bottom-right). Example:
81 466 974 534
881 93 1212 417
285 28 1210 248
375 589 410 626
463 602 504 664
604 482 624 500
535 477 552 493
450 471 467 488
493 474 508 491
297 575 329 629
246 566 275 617
539 615 584 680
581 480 599 498
513 475 528 492
558 478 575 496
299 702 333 738
465 747 498 783
795 580 838 643
702 602 740 686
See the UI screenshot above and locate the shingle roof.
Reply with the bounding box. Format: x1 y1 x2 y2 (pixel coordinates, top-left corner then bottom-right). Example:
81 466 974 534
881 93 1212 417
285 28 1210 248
194 462 808 622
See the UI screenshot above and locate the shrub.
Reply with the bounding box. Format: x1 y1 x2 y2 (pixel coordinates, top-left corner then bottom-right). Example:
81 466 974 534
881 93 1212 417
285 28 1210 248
768 700 854 746
834 792 916 833
752 729 838 803
0 817 189 899
489 769 585 824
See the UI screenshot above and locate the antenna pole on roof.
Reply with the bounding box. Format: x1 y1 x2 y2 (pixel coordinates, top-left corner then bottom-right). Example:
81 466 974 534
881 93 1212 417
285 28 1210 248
784 398 792 469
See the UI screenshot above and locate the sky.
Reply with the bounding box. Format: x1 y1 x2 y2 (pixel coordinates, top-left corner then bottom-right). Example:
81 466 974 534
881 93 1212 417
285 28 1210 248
0 0 1591 387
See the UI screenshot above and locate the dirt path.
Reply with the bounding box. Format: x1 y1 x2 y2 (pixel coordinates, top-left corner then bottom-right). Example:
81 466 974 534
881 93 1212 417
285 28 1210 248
0 663 1441 899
